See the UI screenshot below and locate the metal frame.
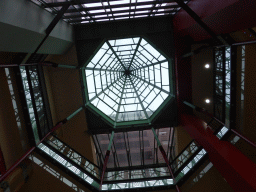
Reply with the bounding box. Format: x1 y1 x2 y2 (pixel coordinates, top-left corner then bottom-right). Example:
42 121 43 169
213 46 231 124
82 37 174 128
30 0 190 25
93 128 175 171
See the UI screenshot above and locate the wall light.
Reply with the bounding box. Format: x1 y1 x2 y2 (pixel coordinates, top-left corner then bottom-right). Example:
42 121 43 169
205 64 210 69
205 99 210 104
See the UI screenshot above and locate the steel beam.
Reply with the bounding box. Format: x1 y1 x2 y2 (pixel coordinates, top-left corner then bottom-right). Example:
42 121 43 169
174 0 228 46
151 127 181 192
181 114 256 191
33 5 70 55
100 131 114 189
0 62 76 68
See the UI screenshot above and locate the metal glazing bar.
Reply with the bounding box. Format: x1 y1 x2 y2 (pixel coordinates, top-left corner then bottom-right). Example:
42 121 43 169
69 12 175 23
106 41 126 70
115 76 127 124
128 37 142 70
46 0 178 7
85 67 121 72
130 73 170 95
128 76 149 120
65 5 177 18
65 1 179 12
85 76 121 105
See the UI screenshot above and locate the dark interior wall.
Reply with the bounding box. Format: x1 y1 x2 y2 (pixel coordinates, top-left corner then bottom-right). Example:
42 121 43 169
191 44 213 113
173 31 192 117
173 0 256 41
43 46 96 163
74 17 174 66
181 162 233 192
18 154 92 192
0 68 24 169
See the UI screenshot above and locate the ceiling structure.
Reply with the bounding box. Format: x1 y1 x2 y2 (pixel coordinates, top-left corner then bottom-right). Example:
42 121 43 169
30 0 190 24
2 0 253 191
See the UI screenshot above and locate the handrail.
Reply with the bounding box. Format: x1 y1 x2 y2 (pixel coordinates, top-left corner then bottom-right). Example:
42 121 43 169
49 134 100 169
44 135 101 179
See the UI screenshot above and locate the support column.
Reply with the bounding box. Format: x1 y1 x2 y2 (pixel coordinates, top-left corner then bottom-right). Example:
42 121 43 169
0 106 84 183
181 113 256 191
0 62 77 69
151 128 181 192
100 131 114 189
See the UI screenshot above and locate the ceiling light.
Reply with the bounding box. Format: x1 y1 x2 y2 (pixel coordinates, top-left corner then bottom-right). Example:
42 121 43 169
205 64 210 69
205 99 210 104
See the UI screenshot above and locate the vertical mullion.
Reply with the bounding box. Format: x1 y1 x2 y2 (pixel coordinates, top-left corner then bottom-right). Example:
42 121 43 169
222 47 226 123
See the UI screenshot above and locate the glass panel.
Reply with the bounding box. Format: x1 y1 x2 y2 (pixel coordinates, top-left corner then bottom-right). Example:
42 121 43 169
84 37 172 124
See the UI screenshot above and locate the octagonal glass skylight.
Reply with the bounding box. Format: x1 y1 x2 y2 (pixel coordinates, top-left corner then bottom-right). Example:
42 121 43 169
82 37 174 126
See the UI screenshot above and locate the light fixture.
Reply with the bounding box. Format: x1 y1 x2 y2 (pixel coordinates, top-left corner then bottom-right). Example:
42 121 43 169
205 99 210 104
205 64 210 69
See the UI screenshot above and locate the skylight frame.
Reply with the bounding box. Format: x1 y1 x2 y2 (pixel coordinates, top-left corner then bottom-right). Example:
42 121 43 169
82 36 175 128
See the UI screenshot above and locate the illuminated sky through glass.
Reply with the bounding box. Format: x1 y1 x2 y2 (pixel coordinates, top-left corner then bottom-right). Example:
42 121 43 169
84 37 172 125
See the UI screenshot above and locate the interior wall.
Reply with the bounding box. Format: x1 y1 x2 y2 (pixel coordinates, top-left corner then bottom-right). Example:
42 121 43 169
44 46 95 163
0 0 74 54
173 0 256 41
191 44 214 114
181 162 233 192
18 154 92 192
243 44 256 142
175 126 192 155
0 68 23 169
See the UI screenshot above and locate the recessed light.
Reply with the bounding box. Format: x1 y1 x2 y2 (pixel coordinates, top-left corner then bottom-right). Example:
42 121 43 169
205 64 210 69
205 99 210 104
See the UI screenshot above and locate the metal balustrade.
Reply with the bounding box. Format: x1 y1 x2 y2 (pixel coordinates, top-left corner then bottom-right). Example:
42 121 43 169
45 135 101 179
104 167 170 181
20 65 52 142
35 120 229 191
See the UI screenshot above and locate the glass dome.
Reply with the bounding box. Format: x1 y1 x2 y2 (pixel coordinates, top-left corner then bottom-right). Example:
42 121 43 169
82 37 174 127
